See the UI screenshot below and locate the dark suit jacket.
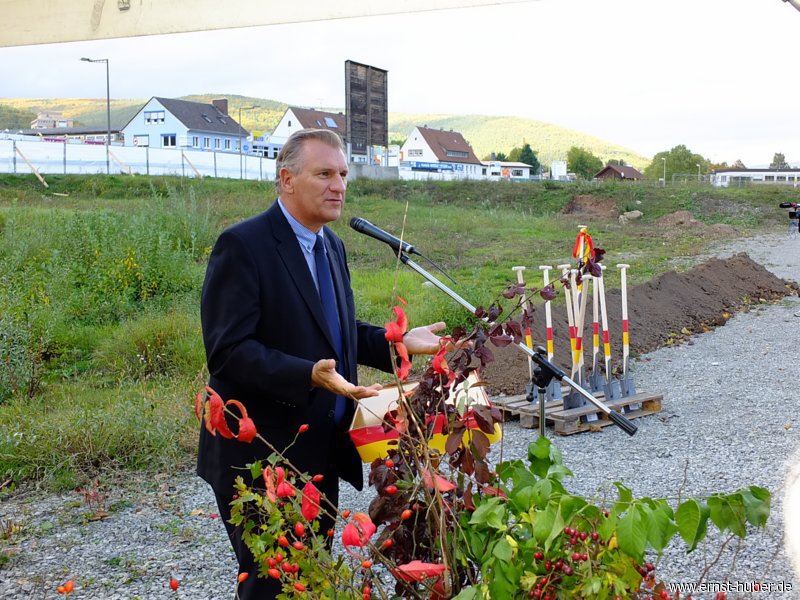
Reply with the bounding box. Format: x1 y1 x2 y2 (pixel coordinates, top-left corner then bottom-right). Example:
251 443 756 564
197 201 393 496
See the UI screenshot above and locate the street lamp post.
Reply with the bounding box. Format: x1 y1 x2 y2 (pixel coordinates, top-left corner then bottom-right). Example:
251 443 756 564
80 57 111 175
661 157 666 187
696 163 701 182
238 105 256 179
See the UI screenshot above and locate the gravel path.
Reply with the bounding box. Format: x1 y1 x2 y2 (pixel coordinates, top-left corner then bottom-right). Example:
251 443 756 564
1 233 798 599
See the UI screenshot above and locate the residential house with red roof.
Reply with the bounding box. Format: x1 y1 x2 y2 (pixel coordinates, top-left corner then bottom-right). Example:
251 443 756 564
399 126 483 180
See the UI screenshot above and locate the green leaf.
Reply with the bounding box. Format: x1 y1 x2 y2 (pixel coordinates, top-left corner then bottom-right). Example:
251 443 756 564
676 498 709 551
708 495 746 538
740 486 771 527
616 505 647 561
532 504 555 545
492 537 513 562
598 510 617 541
452 587 479 600
469 497 507 530
645 500 678 554
613 481 633 505
527 437 555 478
247 460 263 480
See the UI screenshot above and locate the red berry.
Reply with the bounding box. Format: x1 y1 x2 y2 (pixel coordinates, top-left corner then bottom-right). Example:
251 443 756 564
534 551 544 560
591 532 599 541
294 582 306 592
237 572 249 584
275 552 284 562
292 541 305 551
385 459 395 468
312 474 324 482
385 485 398 495
298 424 309 434
401 509 413 520
294 521 305 537
572 552 581 561
268 568 281 579
361 559 373 569
267 558 276 567
342 510 351 518
278 535 290 547
381 538 394 549
169 578 179 591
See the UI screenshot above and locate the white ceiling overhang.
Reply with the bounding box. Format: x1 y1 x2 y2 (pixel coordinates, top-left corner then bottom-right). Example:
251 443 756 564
0 0 537 47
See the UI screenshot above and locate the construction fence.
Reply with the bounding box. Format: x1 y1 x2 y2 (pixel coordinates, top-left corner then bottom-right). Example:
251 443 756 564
0 138 275 182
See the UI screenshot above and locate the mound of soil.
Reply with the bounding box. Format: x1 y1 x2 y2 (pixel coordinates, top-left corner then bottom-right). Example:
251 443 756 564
654 210 739 240
561 195 619 218
482 253 799 396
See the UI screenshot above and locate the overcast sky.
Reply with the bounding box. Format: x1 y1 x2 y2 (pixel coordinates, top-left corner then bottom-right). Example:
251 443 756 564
1 0 798 167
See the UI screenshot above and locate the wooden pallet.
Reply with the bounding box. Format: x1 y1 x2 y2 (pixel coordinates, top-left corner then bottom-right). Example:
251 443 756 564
491 390 663 435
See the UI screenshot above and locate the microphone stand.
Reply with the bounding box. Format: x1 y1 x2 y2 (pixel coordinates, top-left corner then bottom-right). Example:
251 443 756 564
398 252 638 437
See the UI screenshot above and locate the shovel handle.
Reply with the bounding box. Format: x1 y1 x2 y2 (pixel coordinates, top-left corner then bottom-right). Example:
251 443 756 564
608 410 638 436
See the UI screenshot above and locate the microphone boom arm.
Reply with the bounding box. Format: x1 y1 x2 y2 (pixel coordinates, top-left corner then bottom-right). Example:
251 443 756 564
398 253 638 437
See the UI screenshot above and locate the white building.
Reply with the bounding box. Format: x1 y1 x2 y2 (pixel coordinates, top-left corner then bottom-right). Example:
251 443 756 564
399 126 483 180
120 97 245 152
482 161 532 181
711 168 800 187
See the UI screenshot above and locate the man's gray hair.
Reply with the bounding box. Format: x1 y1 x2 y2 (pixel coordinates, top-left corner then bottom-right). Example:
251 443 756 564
275 129 346 193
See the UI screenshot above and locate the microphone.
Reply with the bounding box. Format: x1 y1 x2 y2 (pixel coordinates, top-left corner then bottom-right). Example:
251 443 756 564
349 217 420 256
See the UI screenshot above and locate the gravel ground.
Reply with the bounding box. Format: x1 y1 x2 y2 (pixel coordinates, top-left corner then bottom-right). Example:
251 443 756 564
1 233 798 599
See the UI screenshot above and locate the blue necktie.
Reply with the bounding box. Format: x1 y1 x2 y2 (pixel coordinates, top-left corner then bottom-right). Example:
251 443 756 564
313 235 346 424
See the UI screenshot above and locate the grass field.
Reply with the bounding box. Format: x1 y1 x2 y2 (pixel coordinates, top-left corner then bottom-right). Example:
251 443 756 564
0 173 794 491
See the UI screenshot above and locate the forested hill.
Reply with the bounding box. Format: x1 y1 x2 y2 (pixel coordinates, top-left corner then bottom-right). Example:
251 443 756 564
0 96 648 168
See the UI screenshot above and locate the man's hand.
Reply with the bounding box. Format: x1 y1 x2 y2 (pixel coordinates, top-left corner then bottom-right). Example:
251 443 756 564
403 322 470 355
311 359 382 399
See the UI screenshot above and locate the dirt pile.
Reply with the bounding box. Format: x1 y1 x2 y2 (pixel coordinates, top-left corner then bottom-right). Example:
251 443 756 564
654 210 739 239
560 195 619 218
482 253 799 396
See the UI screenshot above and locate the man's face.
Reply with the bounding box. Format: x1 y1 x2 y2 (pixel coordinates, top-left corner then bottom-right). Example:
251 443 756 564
280 139 348 232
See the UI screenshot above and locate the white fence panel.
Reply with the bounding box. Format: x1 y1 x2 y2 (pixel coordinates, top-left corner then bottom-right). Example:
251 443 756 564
0 137 276 182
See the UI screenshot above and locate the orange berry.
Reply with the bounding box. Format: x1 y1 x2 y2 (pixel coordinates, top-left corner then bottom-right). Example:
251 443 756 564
381 538 394 549
401 509 413 520
237 572 249 584
342 509 351 518
385 459 394 468
63 581 74 593
361 559 373 569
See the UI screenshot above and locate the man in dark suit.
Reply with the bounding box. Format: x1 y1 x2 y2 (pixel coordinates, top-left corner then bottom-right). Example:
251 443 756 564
198 128 447 598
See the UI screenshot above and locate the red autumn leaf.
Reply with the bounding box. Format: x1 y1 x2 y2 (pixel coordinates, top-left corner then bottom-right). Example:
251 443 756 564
237 417 257 443
225 398 249 419
420 467 456 493
194 391 204 422
432 345 449 375
593 247 605 262
262 466 277 503
393 560 448 582
208 393 234 439
539 284 557 301
392 305 408 332
482 485 508 498
489 333 514 347
342 512 376 554
395 342 411 381
301 481 321 521
384 321 404 343
275 467 296 498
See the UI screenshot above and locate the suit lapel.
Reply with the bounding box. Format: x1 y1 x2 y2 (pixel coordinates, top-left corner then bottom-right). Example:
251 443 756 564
269 204 338 353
